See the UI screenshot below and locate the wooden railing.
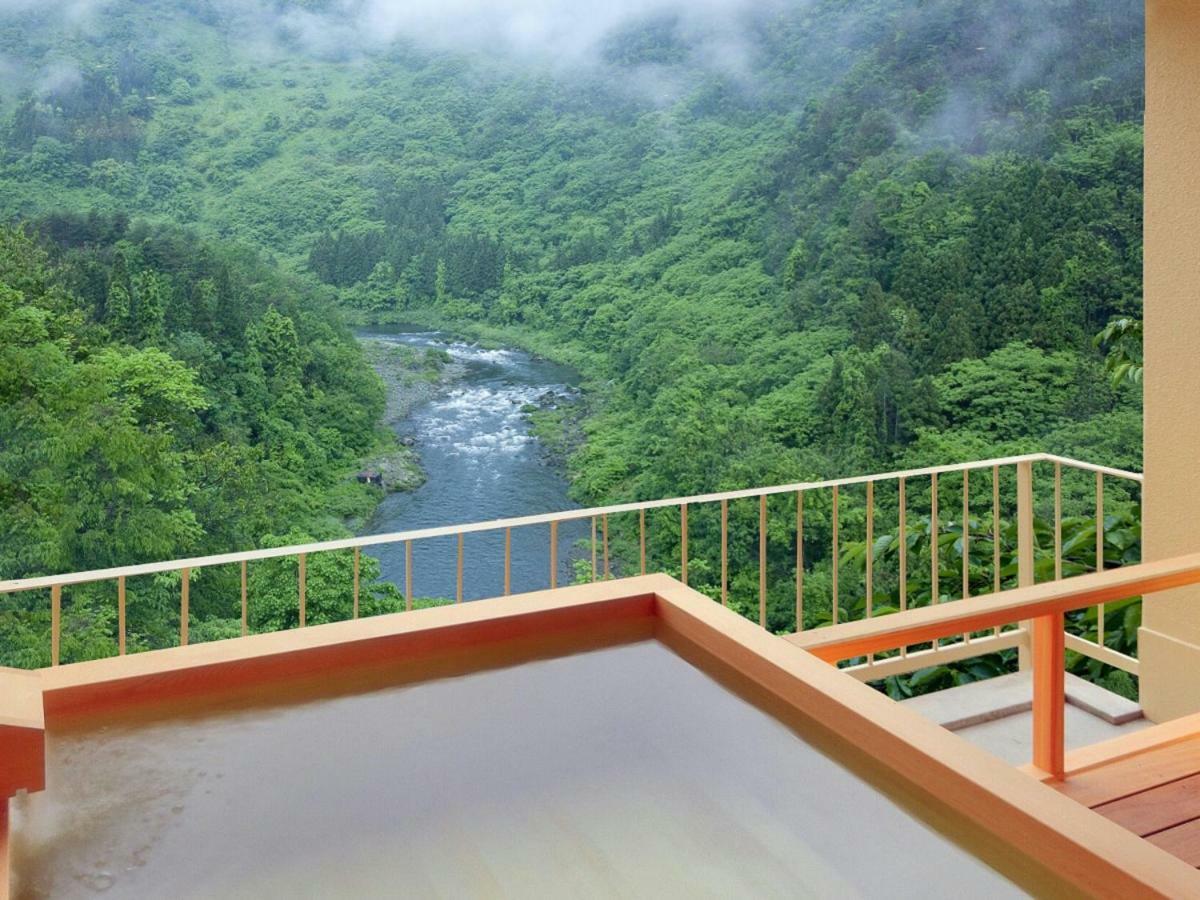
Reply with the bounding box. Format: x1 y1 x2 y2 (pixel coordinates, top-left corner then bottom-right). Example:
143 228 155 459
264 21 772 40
788 553 1200 778
0 453 1141 673
832 455 1143 682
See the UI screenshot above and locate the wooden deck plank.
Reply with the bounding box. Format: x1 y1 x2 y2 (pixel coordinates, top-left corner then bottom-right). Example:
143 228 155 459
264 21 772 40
1096 772 1200 836
1147 819 1200 868
1051 736 1200 808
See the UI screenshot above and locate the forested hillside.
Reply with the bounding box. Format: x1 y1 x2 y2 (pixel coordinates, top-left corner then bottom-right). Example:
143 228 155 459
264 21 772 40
0 0 1144 668
0 216 404 662
0 0 1143 494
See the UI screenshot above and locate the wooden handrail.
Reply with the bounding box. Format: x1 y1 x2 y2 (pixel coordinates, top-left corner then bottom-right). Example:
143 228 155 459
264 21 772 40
3 447 1153 773
0 452 1140 595
786 553 1200 779
784 553 1199 662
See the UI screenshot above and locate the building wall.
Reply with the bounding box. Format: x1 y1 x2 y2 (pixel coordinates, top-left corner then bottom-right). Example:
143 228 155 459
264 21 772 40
1140 0 1200 722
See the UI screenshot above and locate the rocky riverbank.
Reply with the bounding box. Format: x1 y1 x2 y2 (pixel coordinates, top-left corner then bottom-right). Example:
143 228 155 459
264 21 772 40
362 337 467 426
523 387 586 463
356 337 467 493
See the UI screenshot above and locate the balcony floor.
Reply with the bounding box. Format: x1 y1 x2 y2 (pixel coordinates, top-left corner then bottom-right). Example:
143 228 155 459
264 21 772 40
906 673 1200 872
1049 725 1200 870
901 671 1150 765
954 705 1151 765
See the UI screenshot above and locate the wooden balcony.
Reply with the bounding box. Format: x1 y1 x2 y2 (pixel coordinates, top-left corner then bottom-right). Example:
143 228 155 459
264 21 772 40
6 453 1197 896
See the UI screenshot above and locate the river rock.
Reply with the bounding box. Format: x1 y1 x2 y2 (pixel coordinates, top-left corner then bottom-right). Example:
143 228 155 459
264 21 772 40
358 446 425 493
360 336 466 425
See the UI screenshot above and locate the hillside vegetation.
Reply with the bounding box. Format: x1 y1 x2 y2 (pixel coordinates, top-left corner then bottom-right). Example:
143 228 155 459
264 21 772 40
0 0 1144 672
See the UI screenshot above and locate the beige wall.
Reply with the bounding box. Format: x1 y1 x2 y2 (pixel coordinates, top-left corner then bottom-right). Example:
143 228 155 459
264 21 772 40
1140 0 1200 722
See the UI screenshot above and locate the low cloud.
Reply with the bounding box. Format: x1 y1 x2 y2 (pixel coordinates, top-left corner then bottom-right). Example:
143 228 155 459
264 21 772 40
0 0 110 22
216 0 785 79
35 59 83 97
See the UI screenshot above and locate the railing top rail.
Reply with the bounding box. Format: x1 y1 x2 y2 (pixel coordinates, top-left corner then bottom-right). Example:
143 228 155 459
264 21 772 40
1041 454 1143 483
0 452 1142 594
789 550 1194 663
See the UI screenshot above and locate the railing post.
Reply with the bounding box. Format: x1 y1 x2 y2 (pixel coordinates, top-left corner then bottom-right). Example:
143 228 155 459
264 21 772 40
721 499 729 607
865 482 874 617
456 535 464 603
51 584 61 666
180 567 190 646
352 548 360 618
118 576 126 655
639 509 646 576
898 477 908 612
504 527 512 595
405 539 414 611
795 490 804 632
759 494 768 628
1053 462 1063 582
1096 472 1106 647
961 469 970 602
297 555 305 627
961 470 970 644
992 464 1002 637
680 503 689 586
930 472 939 606
992 465 1002 594
1016 460 1035 670
831 486 839 625
590 516 597 582
602 515 610 580
1032 611 1066 779
241 560 248 635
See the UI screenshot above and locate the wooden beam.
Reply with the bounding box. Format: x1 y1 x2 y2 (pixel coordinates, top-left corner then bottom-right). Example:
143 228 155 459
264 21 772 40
785 551 1200 663
37 579 663 719
1024 710 1200 784
842 630 1024 682
1032 612 1066 779
1065 633 1139 675
4 573 1192 899
0 668 45 799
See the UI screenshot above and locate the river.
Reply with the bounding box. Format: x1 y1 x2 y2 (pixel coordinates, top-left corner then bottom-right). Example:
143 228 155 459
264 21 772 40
359 326 588 601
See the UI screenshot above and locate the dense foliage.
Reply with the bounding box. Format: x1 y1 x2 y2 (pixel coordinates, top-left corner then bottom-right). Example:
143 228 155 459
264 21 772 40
0 0 1145 679
0 218 398 663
